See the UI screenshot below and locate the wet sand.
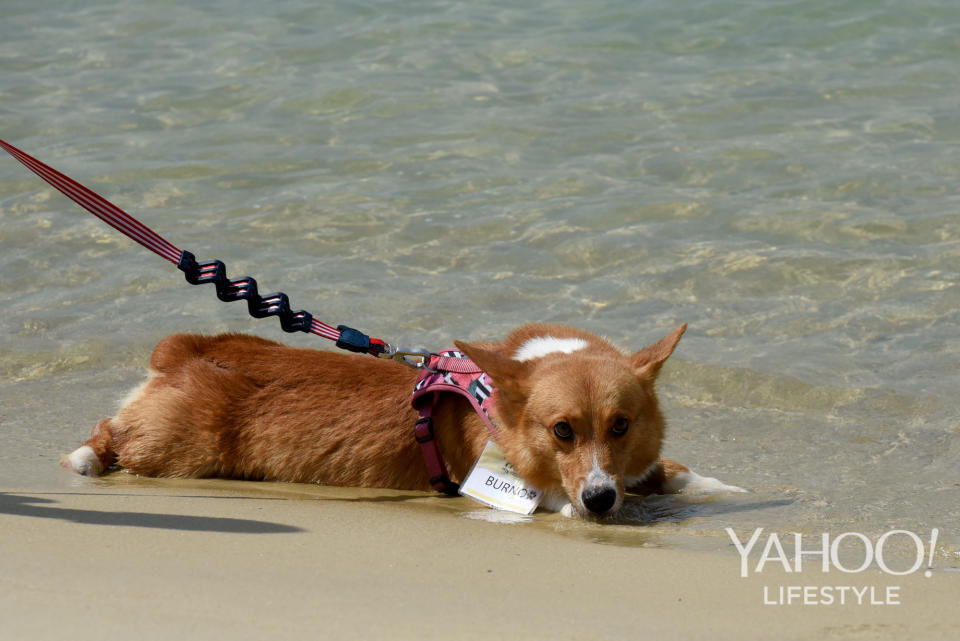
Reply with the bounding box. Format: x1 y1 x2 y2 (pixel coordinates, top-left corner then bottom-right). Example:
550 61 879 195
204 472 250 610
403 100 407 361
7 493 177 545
0 480 956 641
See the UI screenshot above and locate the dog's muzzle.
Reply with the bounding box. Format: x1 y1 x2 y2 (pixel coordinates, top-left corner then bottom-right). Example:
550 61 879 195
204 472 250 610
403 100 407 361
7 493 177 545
581 484 618 516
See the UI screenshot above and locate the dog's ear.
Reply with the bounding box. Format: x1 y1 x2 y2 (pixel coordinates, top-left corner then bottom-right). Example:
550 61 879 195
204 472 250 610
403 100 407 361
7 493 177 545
454 340 530 399
631 323 687 380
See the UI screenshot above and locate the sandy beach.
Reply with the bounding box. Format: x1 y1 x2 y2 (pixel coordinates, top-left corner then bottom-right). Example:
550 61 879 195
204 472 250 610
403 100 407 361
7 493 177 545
4 2 960 639
1 478 956 641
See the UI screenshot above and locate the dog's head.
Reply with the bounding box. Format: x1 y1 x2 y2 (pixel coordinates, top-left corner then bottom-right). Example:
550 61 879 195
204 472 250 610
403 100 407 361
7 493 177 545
455 323 685 518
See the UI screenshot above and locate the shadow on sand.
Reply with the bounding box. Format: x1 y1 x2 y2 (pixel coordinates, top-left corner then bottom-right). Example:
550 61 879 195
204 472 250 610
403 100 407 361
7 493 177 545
0 492 304 534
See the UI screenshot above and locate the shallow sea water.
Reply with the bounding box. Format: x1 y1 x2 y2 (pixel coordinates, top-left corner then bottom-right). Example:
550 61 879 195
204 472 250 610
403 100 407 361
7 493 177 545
1 0 959 563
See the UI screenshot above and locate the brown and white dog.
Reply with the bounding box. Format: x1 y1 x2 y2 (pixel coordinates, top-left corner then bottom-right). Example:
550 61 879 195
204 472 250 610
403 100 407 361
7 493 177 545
64 323 743 517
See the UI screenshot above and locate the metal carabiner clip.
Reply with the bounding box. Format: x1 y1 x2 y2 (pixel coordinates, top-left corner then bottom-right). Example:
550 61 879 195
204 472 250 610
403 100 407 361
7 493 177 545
377 344 434 369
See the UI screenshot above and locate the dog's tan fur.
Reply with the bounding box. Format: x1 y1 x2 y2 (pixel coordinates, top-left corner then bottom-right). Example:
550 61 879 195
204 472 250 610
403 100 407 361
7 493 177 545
69 323 706 515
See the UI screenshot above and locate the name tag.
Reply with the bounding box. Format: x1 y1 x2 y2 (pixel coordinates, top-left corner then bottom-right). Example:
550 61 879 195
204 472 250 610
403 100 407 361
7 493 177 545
459 441 543 515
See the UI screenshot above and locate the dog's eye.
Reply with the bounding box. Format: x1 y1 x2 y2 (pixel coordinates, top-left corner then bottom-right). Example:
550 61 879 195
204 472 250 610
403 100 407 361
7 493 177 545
611 418 630 437
553 421 574 441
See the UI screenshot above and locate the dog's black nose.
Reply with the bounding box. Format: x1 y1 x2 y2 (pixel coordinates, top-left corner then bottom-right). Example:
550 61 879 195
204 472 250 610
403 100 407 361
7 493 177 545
581 486 617 515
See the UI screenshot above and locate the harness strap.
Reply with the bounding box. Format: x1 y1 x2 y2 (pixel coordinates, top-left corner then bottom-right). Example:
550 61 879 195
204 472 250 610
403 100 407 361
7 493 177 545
414 409 460 496
411 351 500 494
430 355 486 374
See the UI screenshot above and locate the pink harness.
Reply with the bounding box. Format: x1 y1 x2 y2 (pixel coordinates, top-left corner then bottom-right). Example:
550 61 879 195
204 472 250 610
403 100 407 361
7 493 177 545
410 351 499 495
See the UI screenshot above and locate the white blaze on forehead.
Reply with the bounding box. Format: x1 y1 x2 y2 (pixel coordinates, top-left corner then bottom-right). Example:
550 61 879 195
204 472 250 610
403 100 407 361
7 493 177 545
513 336 588 362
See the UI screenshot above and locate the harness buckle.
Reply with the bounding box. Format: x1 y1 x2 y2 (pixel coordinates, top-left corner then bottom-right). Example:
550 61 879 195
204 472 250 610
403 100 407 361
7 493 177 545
414 417 434 443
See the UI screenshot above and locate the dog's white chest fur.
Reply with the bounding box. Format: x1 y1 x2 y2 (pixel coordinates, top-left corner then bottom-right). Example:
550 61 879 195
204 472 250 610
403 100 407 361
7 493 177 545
513 336 588 362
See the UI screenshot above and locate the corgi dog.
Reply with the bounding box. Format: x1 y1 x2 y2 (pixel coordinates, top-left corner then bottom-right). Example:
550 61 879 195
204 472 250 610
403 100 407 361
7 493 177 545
64 323 743 517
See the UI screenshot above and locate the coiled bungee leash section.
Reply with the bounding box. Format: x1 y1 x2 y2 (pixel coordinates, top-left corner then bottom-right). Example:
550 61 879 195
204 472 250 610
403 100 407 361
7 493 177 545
0 138 429 366
175 249 376 352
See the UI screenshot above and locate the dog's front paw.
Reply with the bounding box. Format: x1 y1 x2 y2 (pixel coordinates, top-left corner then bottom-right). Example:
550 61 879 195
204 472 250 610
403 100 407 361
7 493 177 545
665 469 747 495
537 489 578 516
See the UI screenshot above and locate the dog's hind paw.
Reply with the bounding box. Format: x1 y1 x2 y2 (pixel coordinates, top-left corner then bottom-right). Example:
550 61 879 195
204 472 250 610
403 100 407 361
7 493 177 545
61 445 103 476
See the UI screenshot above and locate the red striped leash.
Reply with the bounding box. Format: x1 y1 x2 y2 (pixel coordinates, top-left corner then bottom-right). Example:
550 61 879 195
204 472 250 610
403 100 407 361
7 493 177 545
0 138 431 367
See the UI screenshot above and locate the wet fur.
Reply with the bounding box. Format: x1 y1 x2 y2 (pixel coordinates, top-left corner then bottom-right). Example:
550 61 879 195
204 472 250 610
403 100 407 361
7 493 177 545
68 323 729 515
